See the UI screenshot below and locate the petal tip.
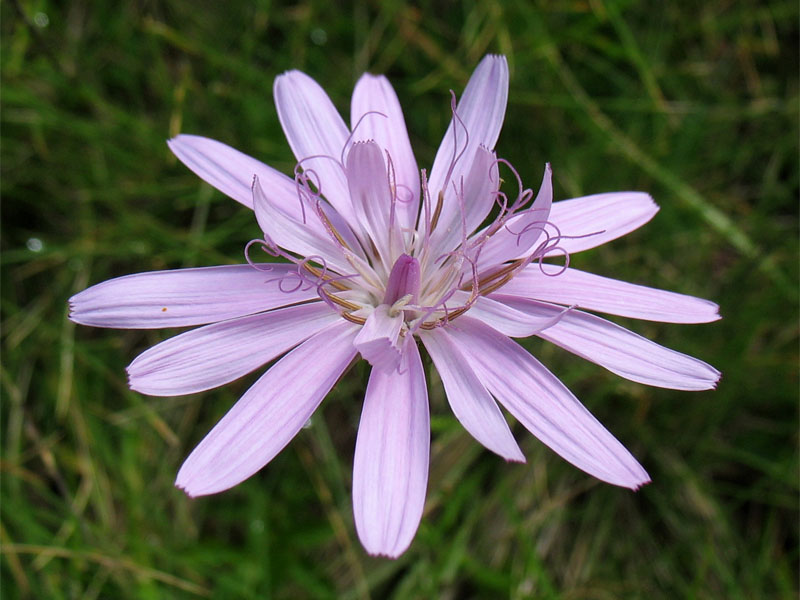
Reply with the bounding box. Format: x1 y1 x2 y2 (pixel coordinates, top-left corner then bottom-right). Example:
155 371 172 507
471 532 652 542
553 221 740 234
691 299 722 323
505 451 526 464
643 194 660 219
628 192 659 222
621 465 651 491
367 552 401 560
696 361 722 390
67 298 78 320
273 69 310 90
166 133 196 150
175 481 201 499
482 53 508 66
363 541 410 559
709 369 722 389
175 470 203 498
357 72 386 84
707 302 723 322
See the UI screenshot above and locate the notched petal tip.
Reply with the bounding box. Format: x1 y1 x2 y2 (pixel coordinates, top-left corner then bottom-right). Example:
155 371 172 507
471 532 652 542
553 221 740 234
165 133 202 156
481 53 508 66
610 465 651 492
165 134 183 148
173 472 194 495
622 461 651 490
356 71 383 81
174 477 210 499
673 355 721 391
349 138 379 151
504 450 526 464
124 365 135 389
67 291 94 326
363 544 408 559
673 297 721 325
643 192 659 210
274 68 304 83
633 192 660 222
174 466 223 498
704 301 723 323
125 368 160 397
67 297 79 321
707 366 722 389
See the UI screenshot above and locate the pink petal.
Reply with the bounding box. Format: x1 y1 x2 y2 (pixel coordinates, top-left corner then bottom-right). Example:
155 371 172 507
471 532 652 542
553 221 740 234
447 317 650 489
351 73 420 233
493 296 721 390
175 321 359 497
352 341 429 558
252 177 354 275
466 295 567 338
420 329 524 462
474 164 553 269
499 266 721 323
431 146 499 256
426 55 508 238
127 302 338 396
273 70 355 224
69 264 317 329
353 305 403 373
547 192 659 255
346 141 401 262
167 134 296 211
168 134 346 246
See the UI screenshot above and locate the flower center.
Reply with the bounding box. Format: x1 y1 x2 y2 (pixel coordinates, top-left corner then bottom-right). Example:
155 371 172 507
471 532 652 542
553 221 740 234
246 93 578 339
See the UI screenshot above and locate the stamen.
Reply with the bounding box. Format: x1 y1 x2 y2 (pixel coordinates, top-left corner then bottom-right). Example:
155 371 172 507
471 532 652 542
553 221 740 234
537 246 570 277
245 238 321 294
296 153 346 178
440 90 470 196
278 272 308 293
390 294 413 311
475 258 526 291
386 151 398 230
478 271 517 297
415 168 435 263
341 311 367 325
494 158 532 214
406 287 458 335
302 262 350 292
293 166 320 224
316 204 353 252
384 151 407 258
504 216 550 247
244 239 280 271
320 288 361 311
429 190 444 232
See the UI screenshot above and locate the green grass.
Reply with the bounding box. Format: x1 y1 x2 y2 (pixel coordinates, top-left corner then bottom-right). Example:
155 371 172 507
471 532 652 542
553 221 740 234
2 0 797 598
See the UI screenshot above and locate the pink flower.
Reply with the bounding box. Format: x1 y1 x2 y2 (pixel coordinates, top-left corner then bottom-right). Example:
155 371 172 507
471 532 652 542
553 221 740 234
70 55 721 558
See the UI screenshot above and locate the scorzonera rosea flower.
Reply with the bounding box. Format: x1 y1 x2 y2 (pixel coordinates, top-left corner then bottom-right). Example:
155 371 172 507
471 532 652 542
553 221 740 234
70 55 721 558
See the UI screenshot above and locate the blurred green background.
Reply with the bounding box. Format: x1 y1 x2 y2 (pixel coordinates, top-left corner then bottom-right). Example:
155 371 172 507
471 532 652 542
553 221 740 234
2 0 797 598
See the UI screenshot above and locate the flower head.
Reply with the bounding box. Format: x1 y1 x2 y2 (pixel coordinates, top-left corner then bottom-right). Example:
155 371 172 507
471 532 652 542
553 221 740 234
70 55 721 558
